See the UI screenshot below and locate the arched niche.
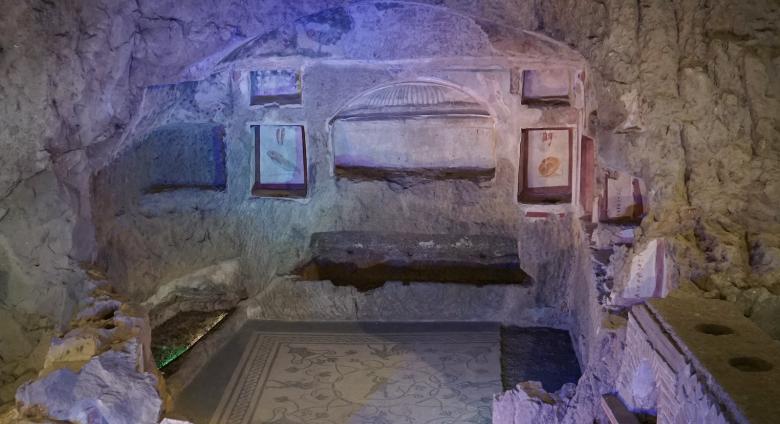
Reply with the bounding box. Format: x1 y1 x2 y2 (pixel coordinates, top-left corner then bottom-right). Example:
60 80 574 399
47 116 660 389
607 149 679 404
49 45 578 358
329 81 496 181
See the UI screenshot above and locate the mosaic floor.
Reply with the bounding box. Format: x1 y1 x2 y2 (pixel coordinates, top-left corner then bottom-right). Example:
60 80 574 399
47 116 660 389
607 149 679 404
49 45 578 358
175 322 500 424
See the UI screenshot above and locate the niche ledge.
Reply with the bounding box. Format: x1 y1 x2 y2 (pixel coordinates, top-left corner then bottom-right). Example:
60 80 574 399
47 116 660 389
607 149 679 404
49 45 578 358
334 165 495 185
295 231 531 291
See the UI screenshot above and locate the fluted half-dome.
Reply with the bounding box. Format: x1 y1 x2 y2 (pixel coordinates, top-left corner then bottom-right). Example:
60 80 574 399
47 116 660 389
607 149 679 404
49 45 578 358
333 81 490 121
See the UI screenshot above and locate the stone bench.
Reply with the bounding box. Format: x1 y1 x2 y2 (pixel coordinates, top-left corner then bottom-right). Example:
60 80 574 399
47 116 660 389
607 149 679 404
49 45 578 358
296 231 531 290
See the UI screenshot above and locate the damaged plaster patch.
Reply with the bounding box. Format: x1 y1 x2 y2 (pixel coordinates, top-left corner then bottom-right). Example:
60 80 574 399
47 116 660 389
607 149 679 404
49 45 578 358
617 89 643 132
300 7 354 45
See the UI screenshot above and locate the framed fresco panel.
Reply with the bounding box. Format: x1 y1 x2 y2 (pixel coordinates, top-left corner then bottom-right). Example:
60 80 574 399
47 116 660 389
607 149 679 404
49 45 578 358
599 169 646 223
249 69 301 106
252 125 307 198
518 128 572 203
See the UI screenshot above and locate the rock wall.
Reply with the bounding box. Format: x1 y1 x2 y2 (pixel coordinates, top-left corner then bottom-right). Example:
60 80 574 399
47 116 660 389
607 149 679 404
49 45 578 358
0 0 562 409
535 0 780 338
83 2 592 333
0 0 545 320
1 0 778 418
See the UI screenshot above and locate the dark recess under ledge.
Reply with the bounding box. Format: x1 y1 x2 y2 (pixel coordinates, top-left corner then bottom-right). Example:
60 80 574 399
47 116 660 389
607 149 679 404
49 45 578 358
334 165 495 185
296 231 531 291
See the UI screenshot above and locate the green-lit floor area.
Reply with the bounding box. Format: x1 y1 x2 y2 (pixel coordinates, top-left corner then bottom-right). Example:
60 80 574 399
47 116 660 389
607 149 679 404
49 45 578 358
153 310 231 371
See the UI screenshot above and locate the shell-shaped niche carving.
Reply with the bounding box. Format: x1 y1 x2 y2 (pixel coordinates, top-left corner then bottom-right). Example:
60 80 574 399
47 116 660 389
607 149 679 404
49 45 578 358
331 81 495 181
334 81 491 120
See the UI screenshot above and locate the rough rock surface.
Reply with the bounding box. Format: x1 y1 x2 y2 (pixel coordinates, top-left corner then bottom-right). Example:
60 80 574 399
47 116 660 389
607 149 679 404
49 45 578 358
12 281 167 424
1 0 774 334
1 0 778 421
0 308 50 412
16 340 162 424
0 0 538 320
536 0 780 337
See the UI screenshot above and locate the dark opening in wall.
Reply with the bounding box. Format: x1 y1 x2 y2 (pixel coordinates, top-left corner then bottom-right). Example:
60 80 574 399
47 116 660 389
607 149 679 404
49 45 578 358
140 123 227 193
296 231 530 291
152 309 232 374
501 326 581 392
518 69 571 107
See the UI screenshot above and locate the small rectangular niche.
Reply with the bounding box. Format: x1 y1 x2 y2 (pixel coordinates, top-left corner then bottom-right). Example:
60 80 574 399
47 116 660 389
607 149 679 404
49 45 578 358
298 232 530 291
519 69 571 106
252 125 307 198
518 128 572 204
142 123 227 193
249 69 301 106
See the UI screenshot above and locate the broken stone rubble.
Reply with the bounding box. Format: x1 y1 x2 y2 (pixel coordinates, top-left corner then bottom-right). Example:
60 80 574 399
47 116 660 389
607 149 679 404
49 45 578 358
9 282 189 424
493 380 576 424
0 1 777 423
16 340 162 424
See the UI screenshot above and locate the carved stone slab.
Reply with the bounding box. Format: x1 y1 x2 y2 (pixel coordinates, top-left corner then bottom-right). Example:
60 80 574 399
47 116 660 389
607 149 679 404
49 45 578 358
331 82 495 180
299 231 530 290
137 123 227 193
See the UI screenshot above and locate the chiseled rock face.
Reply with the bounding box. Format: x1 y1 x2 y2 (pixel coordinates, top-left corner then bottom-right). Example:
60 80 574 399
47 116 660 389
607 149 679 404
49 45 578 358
1 1 778 422
536 0 780 334
0 308 51 410
0 0 775 344
16 340 162 424
0 0 538 332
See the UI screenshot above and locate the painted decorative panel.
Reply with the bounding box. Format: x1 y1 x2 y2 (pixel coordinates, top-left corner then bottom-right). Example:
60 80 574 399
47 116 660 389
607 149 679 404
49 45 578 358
250 69 301 105
598 169 647 223
253 125 307 197
518 128 572 203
